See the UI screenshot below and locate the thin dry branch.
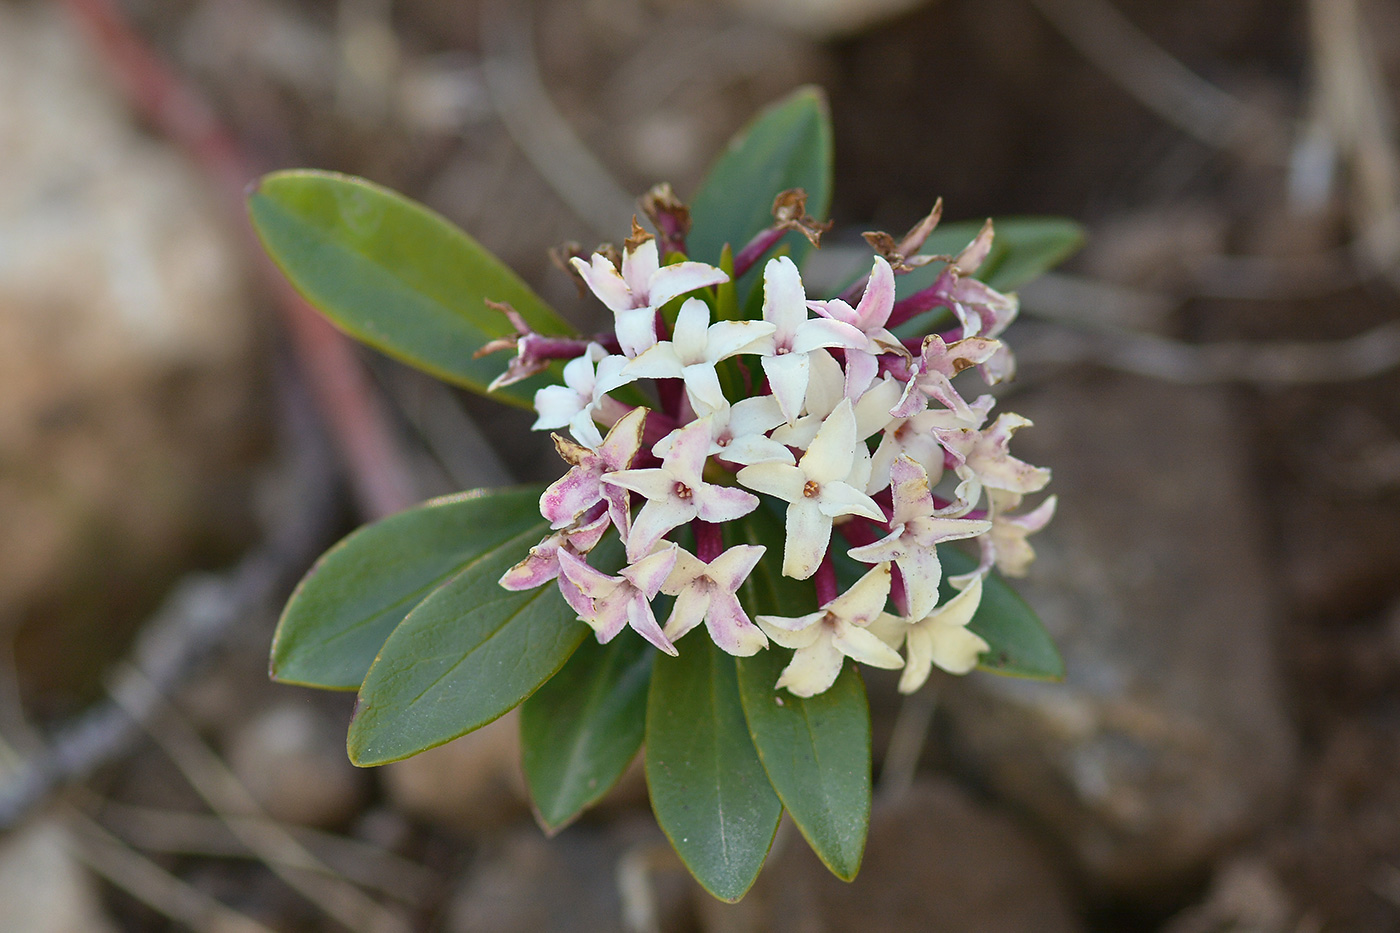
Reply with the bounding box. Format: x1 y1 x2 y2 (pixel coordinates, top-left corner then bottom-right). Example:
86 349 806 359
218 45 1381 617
108 667 411 933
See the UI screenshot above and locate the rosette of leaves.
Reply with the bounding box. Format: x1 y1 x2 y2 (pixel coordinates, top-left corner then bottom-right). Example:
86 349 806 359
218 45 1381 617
251 87 1078 902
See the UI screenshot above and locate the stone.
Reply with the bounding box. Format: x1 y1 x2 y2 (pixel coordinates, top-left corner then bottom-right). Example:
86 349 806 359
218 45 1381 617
0 4 260 710
0 820 117 933
702 778 1081 932
227 703 370 828
941 373 1298 895
447 816 690 933
381 710 529 833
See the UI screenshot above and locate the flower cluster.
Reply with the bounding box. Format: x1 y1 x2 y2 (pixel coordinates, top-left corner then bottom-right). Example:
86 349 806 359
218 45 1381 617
491 198 1054 697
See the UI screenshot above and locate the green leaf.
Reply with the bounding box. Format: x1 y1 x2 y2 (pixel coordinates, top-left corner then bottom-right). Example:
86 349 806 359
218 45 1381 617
272 487 548 691
347 533 623 766
520 633 652 833
646 637 782 902
735 652 870 882
688 87 833 279
939 547 1064 680
897 216 1085 296
248 170 572 408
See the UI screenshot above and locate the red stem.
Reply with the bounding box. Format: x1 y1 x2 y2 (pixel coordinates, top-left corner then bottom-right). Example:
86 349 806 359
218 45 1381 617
813 549 838 606
693 521 723 562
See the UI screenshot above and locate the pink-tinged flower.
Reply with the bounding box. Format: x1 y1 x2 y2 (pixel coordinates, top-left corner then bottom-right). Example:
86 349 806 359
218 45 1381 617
539 406 646 534
891 334 1002 420
570 231 728 357
532 343 633 448
748 256 868 425
736 398 885 580
941 412 1051 507
869 395 995 494
983 489 1057 578
621 297 774 415
604 419 760 561
660 545 768 656
846 457 991 619
770 350 900 452
498 505 611 591
871 575 989 693
807 255 906 397
756 563 903 697
653 395 792 467
557 545 679 654
941 222 1019 382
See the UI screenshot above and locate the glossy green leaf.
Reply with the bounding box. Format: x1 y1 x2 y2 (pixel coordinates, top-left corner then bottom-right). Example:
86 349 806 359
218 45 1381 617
272 487 548 691
939 546 1064 680
347 533 623 766
688 87 832 278
248 170 572 408
646 637 782 902
520 633 652 833
735 651 870 881
897 216 1085 296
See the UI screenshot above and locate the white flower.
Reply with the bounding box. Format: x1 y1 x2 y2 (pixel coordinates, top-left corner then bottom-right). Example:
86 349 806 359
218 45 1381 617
660 545 768 656
769 349 900 452
653 395 793 467
621 297 774 415
872 575 989 693
891 334 1002 421
748 256 868 425
604 419 759 561
868 395 995 494
756 563 903 697
736 398 884 580
532 343 633 448
571 233 728 357
846 456 990 619
538 406 646 534
983 489 1057 578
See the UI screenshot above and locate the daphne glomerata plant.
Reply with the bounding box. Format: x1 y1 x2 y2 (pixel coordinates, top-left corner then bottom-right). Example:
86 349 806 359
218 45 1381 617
492 205 1055 698
254 88 1075 902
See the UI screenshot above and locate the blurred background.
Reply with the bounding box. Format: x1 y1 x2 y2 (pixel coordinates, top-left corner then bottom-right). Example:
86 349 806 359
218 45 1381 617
3 0 1400 929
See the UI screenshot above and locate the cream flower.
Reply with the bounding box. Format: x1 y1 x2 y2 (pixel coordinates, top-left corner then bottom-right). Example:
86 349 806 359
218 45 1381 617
873 575 989 694
660 545 768 656
621 297 773 415
571 232 729 357
756 563 903 697
736 398 884 579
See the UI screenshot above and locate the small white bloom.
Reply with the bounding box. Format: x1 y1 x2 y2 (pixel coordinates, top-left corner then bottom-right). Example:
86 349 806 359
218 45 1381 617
653 395 793 467
605 419 760 561
874 575 990 694
749 257 868 425
736 398 884 580
571 234 729 357
846 456 991 619
532 343 633 448
756 563 903 697
621 297 774 415
661 545 769 656
770 349 901 452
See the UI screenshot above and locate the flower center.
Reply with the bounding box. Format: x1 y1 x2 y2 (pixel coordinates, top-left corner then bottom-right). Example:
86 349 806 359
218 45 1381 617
803 480 820 498
776 346 790 355
674 481 693 500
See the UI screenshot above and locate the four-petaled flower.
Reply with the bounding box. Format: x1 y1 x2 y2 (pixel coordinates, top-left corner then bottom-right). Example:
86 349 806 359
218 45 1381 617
660 545 769 656
847 456 991 619
571 227 729 357
539 406 646 534
737 398 884 579
756 563 904 697
532 342 633 448
622 297 774 415
872 574 989 694
557 545 680 654
605 419 760 561
807 255 905 397
748 256 867 425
